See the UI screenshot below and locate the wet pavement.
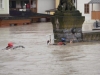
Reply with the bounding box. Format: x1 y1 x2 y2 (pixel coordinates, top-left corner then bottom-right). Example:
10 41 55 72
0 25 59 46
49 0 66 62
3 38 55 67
0 22 100 75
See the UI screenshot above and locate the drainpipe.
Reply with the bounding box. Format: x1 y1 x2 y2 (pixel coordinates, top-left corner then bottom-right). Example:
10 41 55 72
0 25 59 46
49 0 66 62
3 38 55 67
76 0 77 10
92 3 93 11
92 3 93 20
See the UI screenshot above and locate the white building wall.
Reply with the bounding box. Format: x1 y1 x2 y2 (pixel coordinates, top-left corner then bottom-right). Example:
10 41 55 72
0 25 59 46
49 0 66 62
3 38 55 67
92 4 100 11
37 0 55 13
77 0 92 20
77 0 100 32
77 0 100 21
0 0 9 14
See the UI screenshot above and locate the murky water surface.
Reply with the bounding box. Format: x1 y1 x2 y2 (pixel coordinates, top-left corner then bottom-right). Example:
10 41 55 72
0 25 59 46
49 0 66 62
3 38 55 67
0 22 100 75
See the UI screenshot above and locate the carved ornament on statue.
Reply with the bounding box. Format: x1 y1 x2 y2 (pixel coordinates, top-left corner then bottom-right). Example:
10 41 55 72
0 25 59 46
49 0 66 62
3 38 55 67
57 0 75 11
55 18 59 29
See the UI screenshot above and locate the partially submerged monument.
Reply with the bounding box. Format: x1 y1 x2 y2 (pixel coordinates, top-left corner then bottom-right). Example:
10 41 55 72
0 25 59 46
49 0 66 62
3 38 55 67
51 0 85 42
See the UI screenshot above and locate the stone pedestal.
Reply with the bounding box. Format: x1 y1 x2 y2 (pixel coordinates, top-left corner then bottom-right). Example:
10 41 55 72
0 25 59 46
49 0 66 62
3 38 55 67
51 10 85 42
51 10 85 29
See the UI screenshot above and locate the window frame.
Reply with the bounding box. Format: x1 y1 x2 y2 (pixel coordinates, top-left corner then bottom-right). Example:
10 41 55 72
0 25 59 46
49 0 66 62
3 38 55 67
84 4 89 14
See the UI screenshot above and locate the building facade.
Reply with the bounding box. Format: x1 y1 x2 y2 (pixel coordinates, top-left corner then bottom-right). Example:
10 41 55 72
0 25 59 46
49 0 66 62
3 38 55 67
0 0 99 32
37 0 55 13
9 0 55 13
55 0 59 8
77 0 100 21
75 0 100 31
0 0 9 15
0 0 100 21
54 0 100 31
54 0 100 21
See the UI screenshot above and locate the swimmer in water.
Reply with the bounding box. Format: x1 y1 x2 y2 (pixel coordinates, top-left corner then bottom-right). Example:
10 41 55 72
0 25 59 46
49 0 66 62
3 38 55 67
2 42 25 50
6 42 13 50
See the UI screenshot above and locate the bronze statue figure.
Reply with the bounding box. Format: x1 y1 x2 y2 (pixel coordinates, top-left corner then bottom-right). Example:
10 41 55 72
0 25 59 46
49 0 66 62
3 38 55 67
57 0 75 11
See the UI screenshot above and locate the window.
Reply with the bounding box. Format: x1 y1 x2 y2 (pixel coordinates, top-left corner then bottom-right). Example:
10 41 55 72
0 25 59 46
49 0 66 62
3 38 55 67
84 4 89 14
0 0 3 9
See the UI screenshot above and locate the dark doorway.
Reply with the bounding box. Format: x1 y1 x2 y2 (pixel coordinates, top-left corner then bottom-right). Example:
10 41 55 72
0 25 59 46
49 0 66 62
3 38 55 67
11 1 16 8
24 1 29 4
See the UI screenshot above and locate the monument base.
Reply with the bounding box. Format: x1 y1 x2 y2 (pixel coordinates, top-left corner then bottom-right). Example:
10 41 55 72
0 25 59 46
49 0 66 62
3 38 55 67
54 28 83 42
51 10 85 42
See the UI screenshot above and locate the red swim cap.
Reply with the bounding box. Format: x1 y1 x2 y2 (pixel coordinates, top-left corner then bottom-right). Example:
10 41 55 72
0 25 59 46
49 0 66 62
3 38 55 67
8 42 13 47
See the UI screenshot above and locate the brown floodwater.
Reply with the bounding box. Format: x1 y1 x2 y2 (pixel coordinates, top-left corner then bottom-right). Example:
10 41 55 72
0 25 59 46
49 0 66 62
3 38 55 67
0 22 100 75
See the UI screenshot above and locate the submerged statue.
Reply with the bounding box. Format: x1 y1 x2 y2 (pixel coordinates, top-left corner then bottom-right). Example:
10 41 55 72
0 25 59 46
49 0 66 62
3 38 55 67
57 0 75 11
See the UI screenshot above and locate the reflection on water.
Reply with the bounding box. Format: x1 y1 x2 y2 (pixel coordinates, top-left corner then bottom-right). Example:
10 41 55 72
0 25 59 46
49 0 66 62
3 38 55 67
0 22 100 75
